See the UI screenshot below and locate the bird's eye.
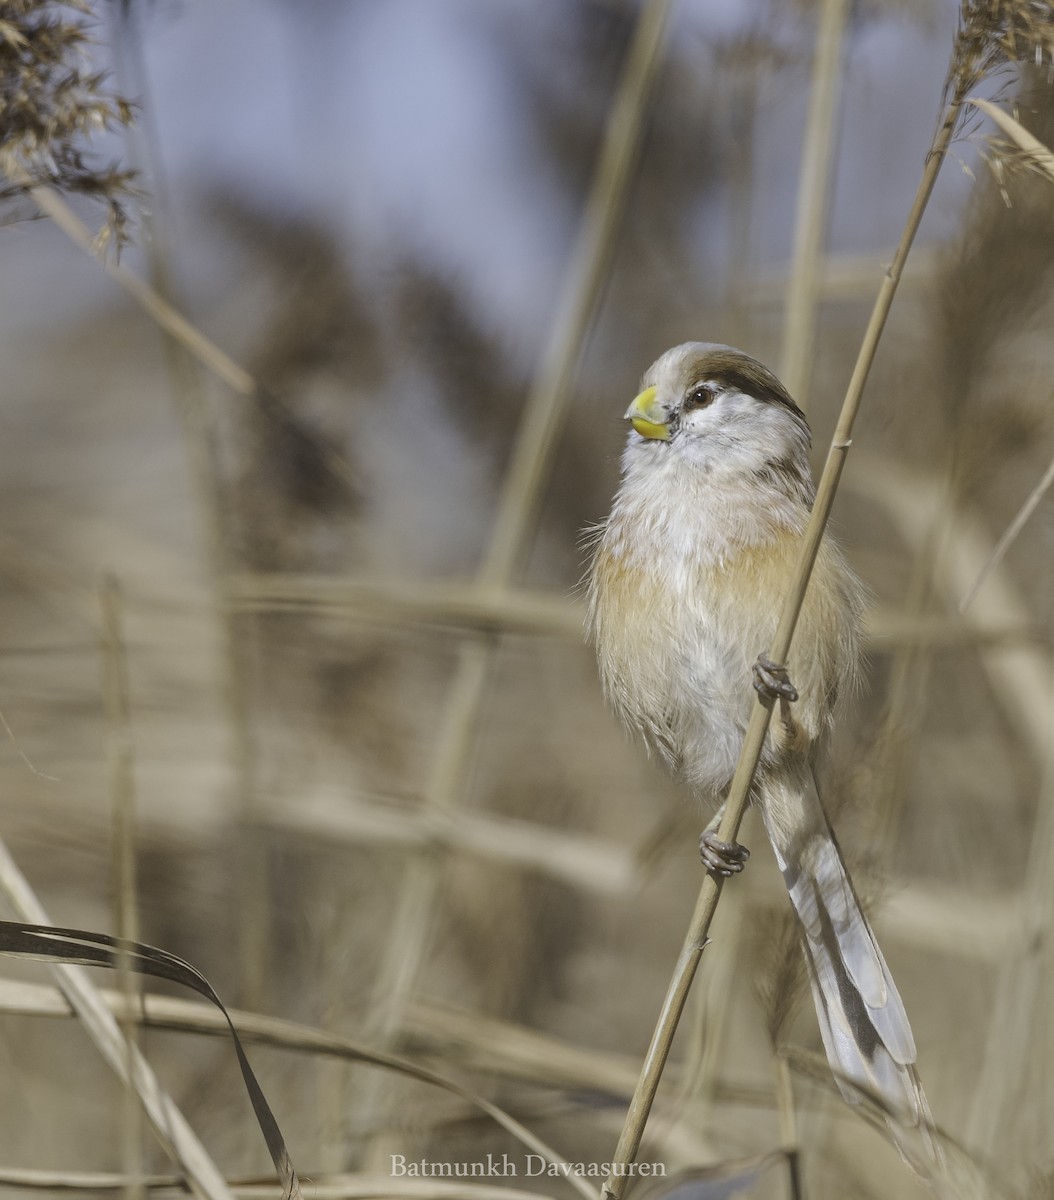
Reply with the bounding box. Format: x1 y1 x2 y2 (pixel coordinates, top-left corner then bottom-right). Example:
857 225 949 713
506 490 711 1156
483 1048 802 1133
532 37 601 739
682 385 715 412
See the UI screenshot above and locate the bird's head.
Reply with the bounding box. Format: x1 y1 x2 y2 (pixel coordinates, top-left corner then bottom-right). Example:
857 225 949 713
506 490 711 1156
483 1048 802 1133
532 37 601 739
624 343 812 481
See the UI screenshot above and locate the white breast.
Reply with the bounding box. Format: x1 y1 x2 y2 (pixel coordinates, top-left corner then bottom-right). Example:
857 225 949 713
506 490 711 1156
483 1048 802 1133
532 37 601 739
588 449 810 796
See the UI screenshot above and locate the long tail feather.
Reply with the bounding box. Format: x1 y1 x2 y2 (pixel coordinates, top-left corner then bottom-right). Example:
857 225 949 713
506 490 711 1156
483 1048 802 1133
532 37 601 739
758 766 928 1128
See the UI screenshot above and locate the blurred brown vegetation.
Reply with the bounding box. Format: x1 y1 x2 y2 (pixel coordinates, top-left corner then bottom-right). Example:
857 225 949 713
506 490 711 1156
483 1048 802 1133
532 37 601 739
0 1 1052 1198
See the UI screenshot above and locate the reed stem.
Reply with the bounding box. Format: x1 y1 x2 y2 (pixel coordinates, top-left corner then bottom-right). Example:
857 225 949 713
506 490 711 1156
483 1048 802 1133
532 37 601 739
601 95 963 1200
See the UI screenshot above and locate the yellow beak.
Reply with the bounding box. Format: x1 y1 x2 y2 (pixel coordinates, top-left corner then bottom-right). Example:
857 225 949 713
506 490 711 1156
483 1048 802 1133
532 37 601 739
625 386 670 441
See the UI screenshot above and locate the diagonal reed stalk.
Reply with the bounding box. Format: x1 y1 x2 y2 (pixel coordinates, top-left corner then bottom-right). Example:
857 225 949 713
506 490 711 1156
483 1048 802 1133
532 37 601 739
106 0 272 1006
778 0 849 407
599 78 967 1200
100 573 146 1200
958 450 1054 614
354 0 673 1168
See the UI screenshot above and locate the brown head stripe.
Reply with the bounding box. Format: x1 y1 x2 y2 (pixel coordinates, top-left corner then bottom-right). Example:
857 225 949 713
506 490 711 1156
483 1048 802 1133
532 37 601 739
685 350 809 431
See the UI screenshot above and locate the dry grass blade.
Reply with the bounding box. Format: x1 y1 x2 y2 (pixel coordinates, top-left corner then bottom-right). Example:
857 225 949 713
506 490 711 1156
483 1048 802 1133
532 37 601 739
965 696 1054 1156
0 978 588 1196
265 793 637 895
0 921 301 1200
12 177 357 500
99 574 145 1200
0 1169 565 1200
630 1154 786 1200
958 450 1054 613
782 1047 999 1200
0 843 237 1200
850 451 1053 756
223 574 582 638
226 571 1031 649
358 0 675 1160
967 97 1054 183
779 0 849 405
18 180 250 393
401 1001 646 1096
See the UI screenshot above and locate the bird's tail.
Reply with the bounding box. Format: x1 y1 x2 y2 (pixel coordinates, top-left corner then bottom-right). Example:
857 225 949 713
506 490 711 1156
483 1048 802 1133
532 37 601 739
758 767 936 1148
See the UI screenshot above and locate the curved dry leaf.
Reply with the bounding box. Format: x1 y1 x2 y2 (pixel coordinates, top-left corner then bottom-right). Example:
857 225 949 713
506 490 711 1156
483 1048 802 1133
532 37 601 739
0 970 593 1200
968 97 1054 184
782 1046 1008 1200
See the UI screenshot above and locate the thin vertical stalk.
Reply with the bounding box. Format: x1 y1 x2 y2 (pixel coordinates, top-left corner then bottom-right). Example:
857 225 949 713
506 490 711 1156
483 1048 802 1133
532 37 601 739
355 0 673 1167
779 0 849 406
600 95 962 1200
721 63 759 363
108 2 266 1005
361 0 673 1067
965 689 1054 1157
99 573 144 1200
774 1056 802 1200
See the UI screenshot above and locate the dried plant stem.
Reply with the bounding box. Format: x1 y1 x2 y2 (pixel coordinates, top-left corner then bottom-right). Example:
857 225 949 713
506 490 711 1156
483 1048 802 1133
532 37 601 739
774 1056 802 1200
0 839 235 1200
226 571 1035 646
958 451 1054 614
106 5 271 1005
0 1168 563 1200
356 0 673 1163
265 790 637 894
600 95 963 1200
721 71 758 349
779 0 849 405
965 705 1054 1158
748 249 938 306
101 575 140 948
100 573 145 1200
0 978 584 1192
850 452 1053 758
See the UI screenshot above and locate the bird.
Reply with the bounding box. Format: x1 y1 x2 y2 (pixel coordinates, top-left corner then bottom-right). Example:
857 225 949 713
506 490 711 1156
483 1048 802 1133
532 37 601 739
585 341 931 1133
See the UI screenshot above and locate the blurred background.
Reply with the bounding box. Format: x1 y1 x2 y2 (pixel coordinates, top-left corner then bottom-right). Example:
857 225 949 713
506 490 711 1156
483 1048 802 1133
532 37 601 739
1 0 1053 1196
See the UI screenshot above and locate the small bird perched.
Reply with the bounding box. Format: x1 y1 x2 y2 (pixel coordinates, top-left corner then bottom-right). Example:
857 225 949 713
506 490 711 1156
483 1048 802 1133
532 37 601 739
586 342 929 1127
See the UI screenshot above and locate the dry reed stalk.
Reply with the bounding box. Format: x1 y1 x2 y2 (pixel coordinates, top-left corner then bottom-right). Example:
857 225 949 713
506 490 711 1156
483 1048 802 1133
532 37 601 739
664 840 751 1134
0 978 588 1193
958 450 1054 614
262 792 637 894
225 571 1035 646
720 63 759 349
0 841 236 1200
774 1056 802 1200
20 179 252 390
0 1169 566 1200
10 174 356 495
857 463 953 853
602 40 973 1200
104 2 270 1004
969 96 1054 182
99 574 145 1200
356 0 674 1163
746 249 939 305
778 0 850 406
224 573 582 637
849 452 1053 757
965 724 1054 1162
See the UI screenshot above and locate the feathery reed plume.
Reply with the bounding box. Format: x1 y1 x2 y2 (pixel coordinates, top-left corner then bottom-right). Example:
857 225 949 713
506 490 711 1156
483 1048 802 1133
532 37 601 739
948 1 1054 102
0 0 135 248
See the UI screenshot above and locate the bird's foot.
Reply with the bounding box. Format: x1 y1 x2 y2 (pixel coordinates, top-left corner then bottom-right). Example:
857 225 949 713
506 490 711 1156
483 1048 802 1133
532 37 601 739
700 829 750 878
753 654 799 703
